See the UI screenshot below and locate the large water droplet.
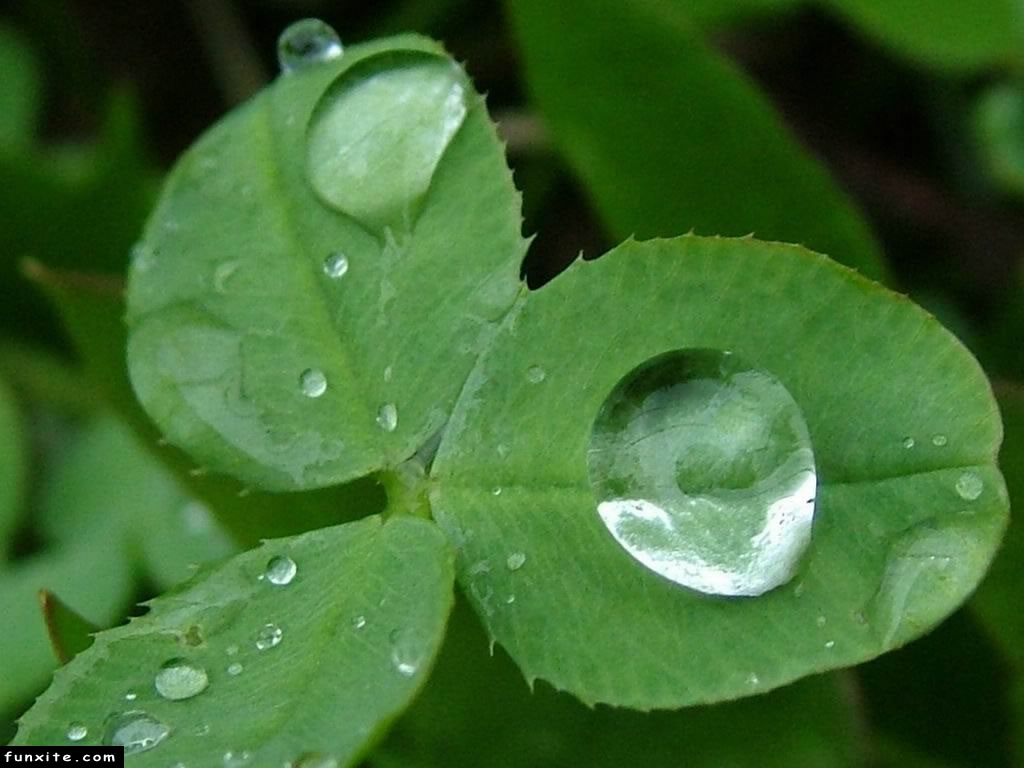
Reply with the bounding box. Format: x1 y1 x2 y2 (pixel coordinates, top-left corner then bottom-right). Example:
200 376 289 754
322 252 349 279
103 711 170 754
154 658 209 700
264 555 298 585
293 753 339 768
587 349 816 597
955 472 983 501
305 51 468 230
932 434 948 447
277 19 342 75
66 722 88 741
300 368 328 398
376 402 398 432
256 623 283 650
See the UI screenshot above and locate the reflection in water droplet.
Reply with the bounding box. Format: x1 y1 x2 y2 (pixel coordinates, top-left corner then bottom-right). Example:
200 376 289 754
323 252 349 279
124 692 137 702
526 365 546 384
824 640 835 649
932 434 948 447
902 436 915 449
66 722 88 741
389 630 419 677
223 750 252 767
955 472 983 501
264 555 298 585
300 368 328 398
492 487 502 496
256 623 283 650
277 18 342 74
227 663 243 676
155 658 209 700
352 615 367 629
506 552 526 571
305 51 468 230
103 711 170 754
587 349 816 597
376 402 398 432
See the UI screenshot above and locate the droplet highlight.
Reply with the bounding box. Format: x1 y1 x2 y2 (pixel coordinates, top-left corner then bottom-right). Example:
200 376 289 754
300 368 328 398
293 754 339 768
256 623 283 650
154 658 209 700
932 434 948 447
352 615 367 629
955 472 983 501
323 252 349 279
277 19 342 74
587 349 816 597
264 555 298 585
66 722 88 741
305 50 468 230
506 552 526 571
103 711 170 754
902 436 915 449
376 402 398 432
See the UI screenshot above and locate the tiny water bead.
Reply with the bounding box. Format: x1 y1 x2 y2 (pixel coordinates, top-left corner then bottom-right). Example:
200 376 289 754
506 552 526 571
322 252 349 279
902 436 915 449
376 402 398 432
223 750 252 767
932 434 948 447
526 365 546 384
956 472 984 501
277 19 343 75
66 722 88 741
227 663 244 676
305 50 469 230
256 623 284 650
103 711 170 754
300 368 328 398
293 753 339 768
264 555 298 585
587 349 817 597
154 658 209 701
352 615 367 629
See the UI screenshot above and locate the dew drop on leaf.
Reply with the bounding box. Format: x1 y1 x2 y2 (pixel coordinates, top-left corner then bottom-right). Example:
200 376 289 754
264 555 298 585
586 348 817 597
955 472 983 501
256 623 283 650
293 752 340 768
227 662 243 676
66 722 87 741
124 692 137 701
223 750 252 767
277 18 342 75
505 552 526 571
322 251 349 279
376 402 398 432
902 436 915 449
305 50 468 230
154 658 209 700
352 614 367 629
103 711 170 754
526 365 546 383
300 368 328 398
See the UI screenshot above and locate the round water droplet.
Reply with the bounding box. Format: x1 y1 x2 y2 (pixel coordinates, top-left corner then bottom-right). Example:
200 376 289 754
293 753 339 768
213 260 241 294
305 51 468 230
352 615 367 630
300 368 328 398
277 19 342 74
902 436 915 449
264 555 298 585
492 486 502 496
154 658 209 700
66 721 88 741
376 402 398 432
323 252 349 279
383 365 393 382
104 711 170 754
587 349 817 597
932 434 948 447
256 623 283 650
747 673 760 686
224 750 252 767
526 365 546 383
824 640 835 649
506 552 526 571
955 472 983 501
227 662 244 676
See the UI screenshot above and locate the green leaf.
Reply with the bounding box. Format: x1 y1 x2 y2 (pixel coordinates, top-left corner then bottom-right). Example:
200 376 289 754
431 236 1006 709
40 590 100 664
0 24 41 149
507 0 887 281
373 602 864 767
14 516 455 766
0 374 26 560
973 83 1024 201
125 34 527 491
819 0 1021 72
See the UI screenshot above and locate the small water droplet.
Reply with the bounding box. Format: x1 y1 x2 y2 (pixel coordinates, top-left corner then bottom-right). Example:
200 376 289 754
526 365 546 384
256 623 283 650
154 658 209 700
469 560 490 575
824 640 835 649
66 722 88 741
226 645 239 656
213 260 241 293
492 486 502 496
955 472 983 501
506 552 526 571
264 555 298 585
124 691 138 701
505 594 516 604
816 615 827 628
383 365 393 382
393 653 418 677
902 436 915 449
293 753 339 768
322 252 349 279
747 673 760 686
932 434 948 447
227 662 244 676
103 711 170 754
376 402 398 432
496 443 510 459
352 615 367 629
300 368 328 398
588 349 816 597
277 19 342 74
224 750 252 767
305 51 468 230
